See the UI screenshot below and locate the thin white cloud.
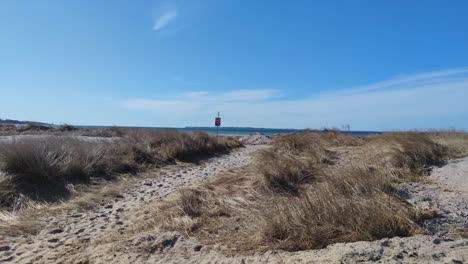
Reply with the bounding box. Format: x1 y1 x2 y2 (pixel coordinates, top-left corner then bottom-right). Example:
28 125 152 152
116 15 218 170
222 89 279 101
121 68 468 130
153 10 178 31
179 89 279 102
121 99 197 113
122 89 279 113
336 67 468 96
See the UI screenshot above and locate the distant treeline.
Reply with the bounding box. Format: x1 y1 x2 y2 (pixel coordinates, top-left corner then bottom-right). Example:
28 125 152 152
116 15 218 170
0 118 50 126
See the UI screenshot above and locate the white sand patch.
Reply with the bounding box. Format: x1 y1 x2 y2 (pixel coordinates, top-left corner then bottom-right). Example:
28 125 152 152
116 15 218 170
239 133 271 145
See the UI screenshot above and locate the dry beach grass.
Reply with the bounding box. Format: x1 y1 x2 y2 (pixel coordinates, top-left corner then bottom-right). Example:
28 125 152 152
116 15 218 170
150 130 467 253
0 129 242 210
0 128 467 263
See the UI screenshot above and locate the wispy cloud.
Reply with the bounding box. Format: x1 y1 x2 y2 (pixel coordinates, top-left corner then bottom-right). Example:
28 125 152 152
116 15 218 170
121 89 279 113
121 68 468 130
337 67 468 96
153 10 178 31
222 89 279 101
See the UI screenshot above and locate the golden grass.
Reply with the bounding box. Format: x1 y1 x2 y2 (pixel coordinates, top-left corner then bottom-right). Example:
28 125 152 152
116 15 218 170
368 132 447 175
428 131 468 159
253 131 351 193
261 190 414 250
0 130 242 210
148 131 467 253
255 149 321 193
152 166 420 252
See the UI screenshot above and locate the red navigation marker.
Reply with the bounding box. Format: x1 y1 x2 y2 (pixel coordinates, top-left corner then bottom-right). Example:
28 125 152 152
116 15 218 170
215 112 221 137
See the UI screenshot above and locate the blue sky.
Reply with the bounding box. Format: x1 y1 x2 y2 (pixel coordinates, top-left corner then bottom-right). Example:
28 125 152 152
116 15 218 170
0 0 467 130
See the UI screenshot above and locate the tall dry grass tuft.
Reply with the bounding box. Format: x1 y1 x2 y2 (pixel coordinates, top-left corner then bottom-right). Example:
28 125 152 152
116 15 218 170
255 131 338 193
0 130 242 209
367 132 448 177
256 149 321 193
271 132 329 159
0 137 111 208
260 167 417 251
428 131 468 159
0 137 109 183
319 128 365 146
119 130 242 164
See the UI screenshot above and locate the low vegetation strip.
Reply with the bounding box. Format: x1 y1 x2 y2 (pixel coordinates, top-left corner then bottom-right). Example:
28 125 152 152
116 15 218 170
150 131 468 253
0 129 242 210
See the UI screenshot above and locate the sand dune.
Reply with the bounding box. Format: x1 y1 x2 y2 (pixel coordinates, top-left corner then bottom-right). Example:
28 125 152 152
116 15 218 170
0 145 467 263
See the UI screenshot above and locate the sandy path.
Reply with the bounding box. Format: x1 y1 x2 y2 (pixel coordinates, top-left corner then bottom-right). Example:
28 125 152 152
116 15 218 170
400 157 468 236
0 145 262 263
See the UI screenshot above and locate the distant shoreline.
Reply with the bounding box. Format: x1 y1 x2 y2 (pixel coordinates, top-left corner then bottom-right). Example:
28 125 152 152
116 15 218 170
75 125 383 137
0 122 383 137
